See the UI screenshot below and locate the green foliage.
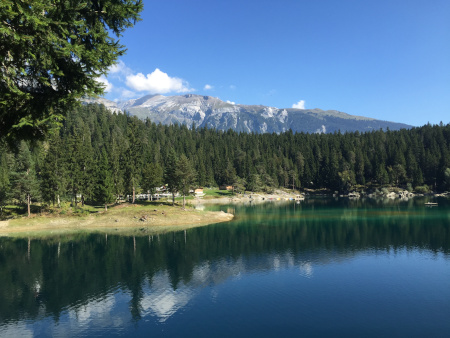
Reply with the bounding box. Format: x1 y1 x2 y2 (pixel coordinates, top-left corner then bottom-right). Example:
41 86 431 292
0 0 143 142
414 185 430 194
247 173 263 192
164 149 179 205
0 145 10 214
233 176 247 194
388 164 406 186
10 141 41 204
40 134 66 206
93 149 115 209
444 168 450 190
175 155 196 208
339 170 356 191
406 182 413 192
141 162 163 199
381 187 390 195
203 188 234 197
376 164 389 186
1 104 450 216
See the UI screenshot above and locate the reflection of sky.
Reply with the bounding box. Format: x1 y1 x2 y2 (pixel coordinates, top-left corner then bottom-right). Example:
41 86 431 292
3 248 449 337
0 250 322 336
140 271 194 322
0 251 378 337
0 323 34 338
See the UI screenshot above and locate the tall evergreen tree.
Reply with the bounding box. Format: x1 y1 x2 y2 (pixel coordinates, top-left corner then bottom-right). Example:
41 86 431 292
164 149 179 206
176 155 196 208
125 116 145 203
141 162 163 201
10 142 41 216
40 134 66 207
94 149 115 211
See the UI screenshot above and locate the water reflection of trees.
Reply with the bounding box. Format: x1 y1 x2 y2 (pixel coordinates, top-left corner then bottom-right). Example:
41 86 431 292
0 202 449 324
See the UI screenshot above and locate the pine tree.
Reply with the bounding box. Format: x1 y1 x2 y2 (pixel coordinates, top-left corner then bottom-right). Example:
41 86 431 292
94 149 115 211
10 142 41 216
0 0 143 142
110 127 126 200
40 134 66 207
125 117 145 203
164 149 179 206
141 162 163 201
176 155 196 208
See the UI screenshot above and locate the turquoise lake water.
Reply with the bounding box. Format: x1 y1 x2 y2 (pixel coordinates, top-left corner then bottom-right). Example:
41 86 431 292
0 197 449 337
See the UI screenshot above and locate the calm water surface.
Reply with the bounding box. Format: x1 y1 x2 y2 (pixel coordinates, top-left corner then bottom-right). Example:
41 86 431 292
0 198 449 337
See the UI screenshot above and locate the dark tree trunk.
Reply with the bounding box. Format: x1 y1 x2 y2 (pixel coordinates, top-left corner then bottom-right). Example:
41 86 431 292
27 193 31 217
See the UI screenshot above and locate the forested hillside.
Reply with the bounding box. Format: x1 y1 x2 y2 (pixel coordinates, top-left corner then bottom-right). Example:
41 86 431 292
1 104 449 214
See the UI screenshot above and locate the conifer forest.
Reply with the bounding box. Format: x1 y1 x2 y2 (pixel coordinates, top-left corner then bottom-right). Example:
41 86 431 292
1 103 450 215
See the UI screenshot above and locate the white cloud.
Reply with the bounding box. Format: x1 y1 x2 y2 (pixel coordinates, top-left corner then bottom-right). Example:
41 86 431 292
126 68 192 94
204 84 213 90
292 100 305 109
108 60 132 77
226 100 235 105
118 88 137 99
315 125 326 134
229 85 236 90
97 76 113 92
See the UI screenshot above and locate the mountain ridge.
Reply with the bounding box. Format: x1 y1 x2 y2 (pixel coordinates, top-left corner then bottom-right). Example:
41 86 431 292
85 94 412 133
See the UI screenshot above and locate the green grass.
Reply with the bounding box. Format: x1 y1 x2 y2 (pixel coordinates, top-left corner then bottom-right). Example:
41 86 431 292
1 200 234 239
203 188 234 197
0 205 23 219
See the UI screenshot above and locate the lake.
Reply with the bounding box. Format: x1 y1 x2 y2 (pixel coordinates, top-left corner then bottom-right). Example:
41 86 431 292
1 197 449 337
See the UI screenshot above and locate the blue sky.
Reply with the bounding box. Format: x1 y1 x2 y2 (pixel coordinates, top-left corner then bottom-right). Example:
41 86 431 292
101 0 450 127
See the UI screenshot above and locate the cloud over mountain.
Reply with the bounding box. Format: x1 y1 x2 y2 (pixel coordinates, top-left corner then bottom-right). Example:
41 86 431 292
125 68 192 94
292 100 305 109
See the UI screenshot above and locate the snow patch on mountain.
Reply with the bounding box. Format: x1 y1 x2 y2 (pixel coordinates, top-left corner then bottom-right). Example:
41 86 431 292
84 94 411 134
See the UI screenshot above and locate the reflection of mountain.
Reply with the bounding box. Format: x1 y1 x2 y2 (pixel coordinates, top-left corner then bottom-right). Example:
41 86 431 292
0 200 449 328
140 271 194 322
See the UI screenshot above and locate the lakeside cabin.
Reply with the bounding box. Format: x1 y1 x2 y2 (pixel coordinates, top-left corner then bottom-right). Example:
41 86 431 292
193 188 205 197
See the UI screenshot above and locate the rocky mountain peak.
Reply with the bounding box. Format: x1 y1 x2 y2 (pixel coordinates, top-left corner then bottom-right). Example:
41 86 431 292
85 95 411 134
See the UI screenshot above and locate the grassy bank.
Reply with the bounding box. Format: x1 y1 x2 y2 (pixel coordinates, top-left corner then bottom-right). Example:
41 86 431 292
0 202 233 238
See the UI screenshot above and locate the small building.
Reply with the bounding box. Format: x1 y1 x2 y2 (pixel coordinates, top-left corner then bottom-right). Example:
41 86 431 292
194 188 204 194
219 185 233 191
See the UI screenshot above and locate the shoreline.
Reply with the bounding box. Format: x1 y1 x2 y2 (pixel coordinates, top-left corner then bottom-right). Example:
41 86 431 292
1 189 447 237
0 203 234 238
188 189 449 206
189 190 304 205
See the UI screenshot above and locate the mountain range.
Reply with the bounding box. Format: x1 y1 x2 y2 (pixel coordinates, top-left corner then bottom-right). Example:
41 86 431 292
84 94 412 134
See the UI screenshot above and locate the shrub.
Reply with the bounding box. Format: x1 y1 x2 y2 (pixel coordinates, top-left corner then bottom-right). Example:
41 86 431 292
414 185 429 194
